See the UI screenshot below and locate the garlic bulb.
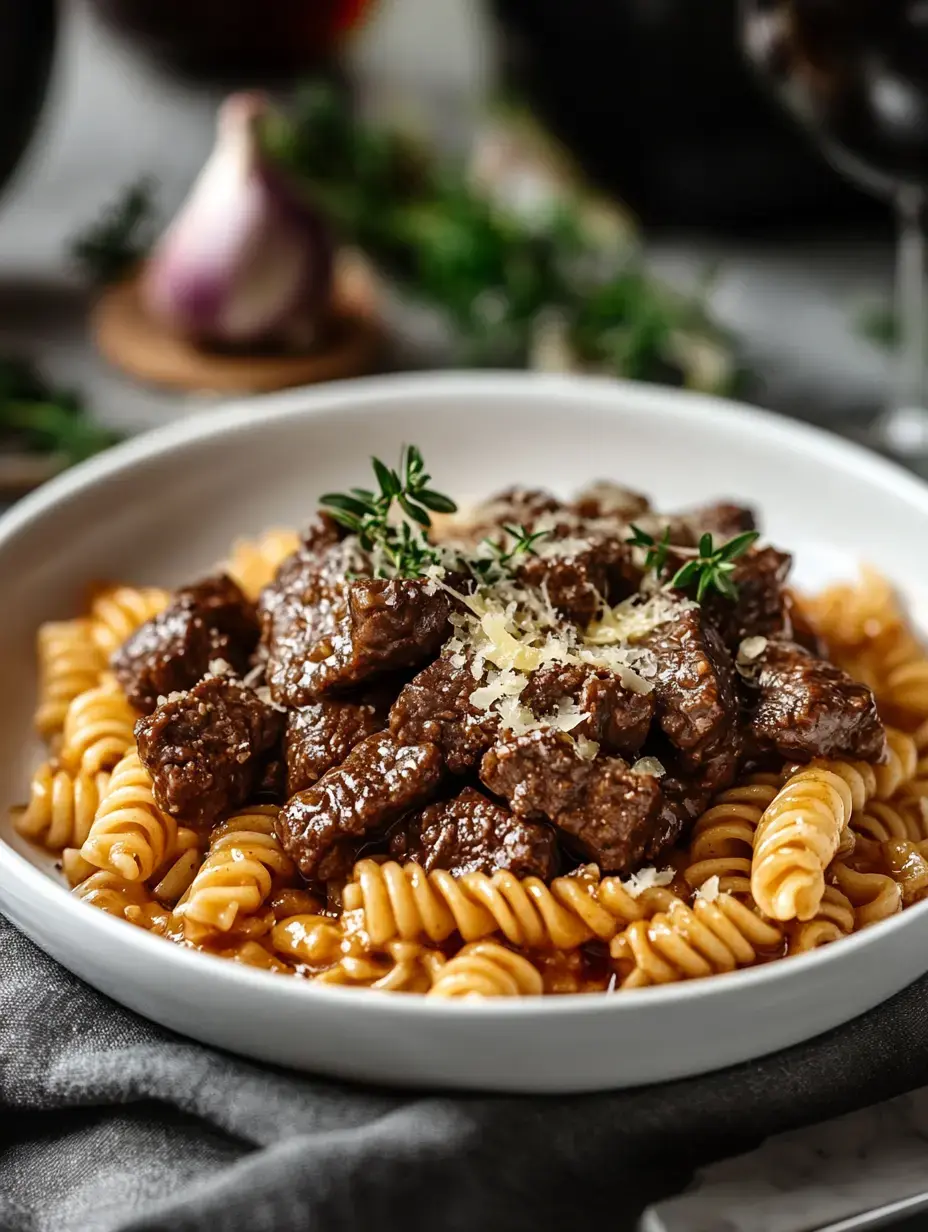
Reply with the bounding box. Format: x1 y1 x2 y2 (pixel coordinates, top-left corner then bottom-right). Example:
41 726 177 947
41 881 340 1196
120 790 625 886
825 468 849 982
142 92 333 350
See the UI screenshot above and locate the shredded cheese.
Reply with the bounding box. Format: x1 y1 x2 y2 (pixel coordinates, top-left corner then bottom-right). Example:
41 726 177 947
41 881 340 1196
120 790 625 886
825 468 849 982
695 875 721 903
622 866 674 898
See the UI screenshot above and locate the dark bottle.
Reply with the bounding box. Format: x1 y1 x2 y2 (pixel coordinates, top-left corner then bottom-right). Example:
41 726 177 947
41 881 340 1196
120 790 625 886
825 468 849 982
742 0 928 193
0 0 57 199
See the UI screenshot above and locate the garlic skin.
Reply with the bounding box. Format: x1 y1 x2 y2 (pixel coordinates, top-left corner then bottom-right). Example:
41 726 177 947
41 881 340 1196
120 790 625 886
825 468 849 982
142 92 333 350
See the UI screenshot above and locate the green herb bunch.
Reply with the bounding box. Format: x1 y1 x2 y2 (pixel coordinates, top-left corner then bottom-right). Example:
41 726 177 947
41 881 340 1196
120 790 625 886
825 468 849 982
628 523 759 601
321 445 457 578
260 83 739 390
70 178 160 285
468 523 551 583
0 359 121 465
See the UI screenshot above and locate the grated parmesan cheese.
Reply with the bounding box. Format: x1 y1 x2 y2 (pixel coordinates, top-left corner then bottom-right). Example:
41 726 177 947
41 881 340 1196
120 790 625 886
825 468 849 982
207 658 233 677
622 866 674 898
630 756 666 778
695 875 721 903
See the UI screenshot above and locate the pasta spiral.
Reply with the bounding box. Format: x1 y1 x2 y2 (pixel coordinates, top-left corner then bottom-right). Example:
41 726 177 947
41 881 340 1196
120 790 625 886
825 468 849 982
751 766 856 921
34 619 104 739
13 762 110 851
427 942 543 998
89 586 171 658
79 749 178 882
59 678 137 775
683 776 779 896
785 885 857 953
345 859 675 951
874 729 918 801
174 806 294 933
71 870 155 923
883 838 928 905
611 894 784 988
831 862 902 929
224 529 299 601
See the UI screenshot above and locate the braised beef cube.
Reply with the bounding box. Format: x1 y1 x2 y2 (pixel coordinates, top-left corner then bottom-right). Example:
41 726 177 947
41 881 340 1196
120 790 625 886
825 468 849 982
571 482 651 524
112 574 259 714
703 547 793 652
480 730 668 872
389 654 499 774
442 486 564 546
556 764 665 871
276 733 444 880
135 675 283 827
302 510 345 554
647 772 713 861
516 535 640 626
255 757 287 804
521 664 654 756
480 730 593 819
748 640 887 763
390 787 558 880
285 691 389 796
677 501 757 543
644 608 739 768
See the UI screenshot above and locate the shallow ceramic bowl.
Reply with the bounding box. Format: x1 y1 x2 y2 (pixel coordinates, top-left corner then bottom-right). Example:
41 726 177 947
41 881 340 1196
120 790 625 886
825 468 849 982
2 372 927 1094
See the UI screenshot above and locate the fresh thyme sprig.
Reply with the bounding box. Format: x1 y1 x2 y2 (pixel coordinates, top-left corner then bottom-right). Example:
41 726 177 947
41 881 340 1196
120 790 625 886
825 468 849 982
627 523 671 577
469 522 551 582
628 525 759 602
70 178 160 285
320 446 458 579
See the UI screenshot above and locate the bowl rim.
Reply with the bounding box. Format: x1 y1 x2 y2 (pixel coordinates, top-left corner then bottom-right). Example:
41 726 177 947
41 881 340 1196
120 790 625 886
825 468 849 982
4 368 928 1018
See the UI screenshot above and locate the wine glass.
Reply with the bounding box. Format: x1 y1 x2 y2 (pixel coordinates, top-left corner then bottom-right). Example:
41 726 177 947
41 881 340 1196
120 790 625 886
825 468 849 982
740 0 928 460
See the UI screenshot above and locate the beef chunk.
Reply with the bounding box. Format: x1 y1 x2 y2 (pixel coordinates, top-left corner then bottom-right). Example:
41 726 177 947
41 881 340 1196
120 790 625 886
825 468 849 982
440 487 564 546
302 511 345 554
276 733 444 880
285 691 389 796
263 535 451 704
389 654 499 774
480 730 668 872
390 787 558 880
571 482 651 523
255 757 287 804
704 547 793 651
644 608 739 770
747 640 887 763
520 664 654 756
112 574 259 713
135 675 283 826
516 536 641 625
677 501 757 543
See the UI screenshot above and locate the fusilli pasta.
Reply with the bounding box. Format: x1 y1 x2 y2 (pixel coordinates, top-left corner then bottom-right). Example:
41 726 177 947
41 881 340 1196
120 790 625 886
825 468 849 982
174 805 294 933
89 586 171 658
224 529 299 601
611 893 784 988
34 619 104 738
427 942 543 998
59 678 137 775
345 859 675 951
751 765 857 921
14 762 110 851
683 775 779 896
79 749 179 882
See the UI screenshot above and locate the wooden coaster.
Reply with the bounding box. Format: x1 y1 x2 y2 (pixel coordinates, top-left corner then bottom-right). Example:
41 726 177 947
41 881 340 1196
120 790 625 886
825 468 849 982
90 253 384 395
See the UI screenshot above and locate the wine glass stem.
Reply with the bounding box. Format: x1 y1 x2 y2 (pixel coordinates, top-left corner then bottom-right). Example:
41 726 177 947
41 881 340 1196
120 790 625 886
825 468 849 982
896 186 926 416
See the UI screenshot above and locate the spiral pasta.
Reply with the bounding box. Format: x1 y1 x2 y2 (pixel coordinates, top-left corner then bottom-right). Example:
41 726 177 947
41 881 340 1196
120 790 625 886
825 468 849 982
785 885 858 954
611 893 784 988
751 765 857 921
174 805 294 933
683 775 780 897
831 862 902 929
345 859 676 951
883 838 928 905
89 586 171 659
427 942 543 998
34 619 104 739
71 870 156 924
224 529 300 601
14 763 110 851
79 749 178 883
59 678 137 776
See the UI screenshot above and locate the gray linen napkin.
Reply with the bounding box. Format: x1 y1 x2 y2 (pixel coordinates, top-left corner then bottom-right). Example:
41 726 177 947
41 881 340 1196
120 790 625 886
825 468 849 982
3 914 928 1232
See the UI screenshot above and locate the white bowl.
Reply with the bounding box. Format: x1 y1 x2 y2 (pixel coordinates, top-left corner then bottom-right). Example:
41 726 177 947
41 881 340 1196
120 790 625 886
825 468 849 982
2 371 927 1094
